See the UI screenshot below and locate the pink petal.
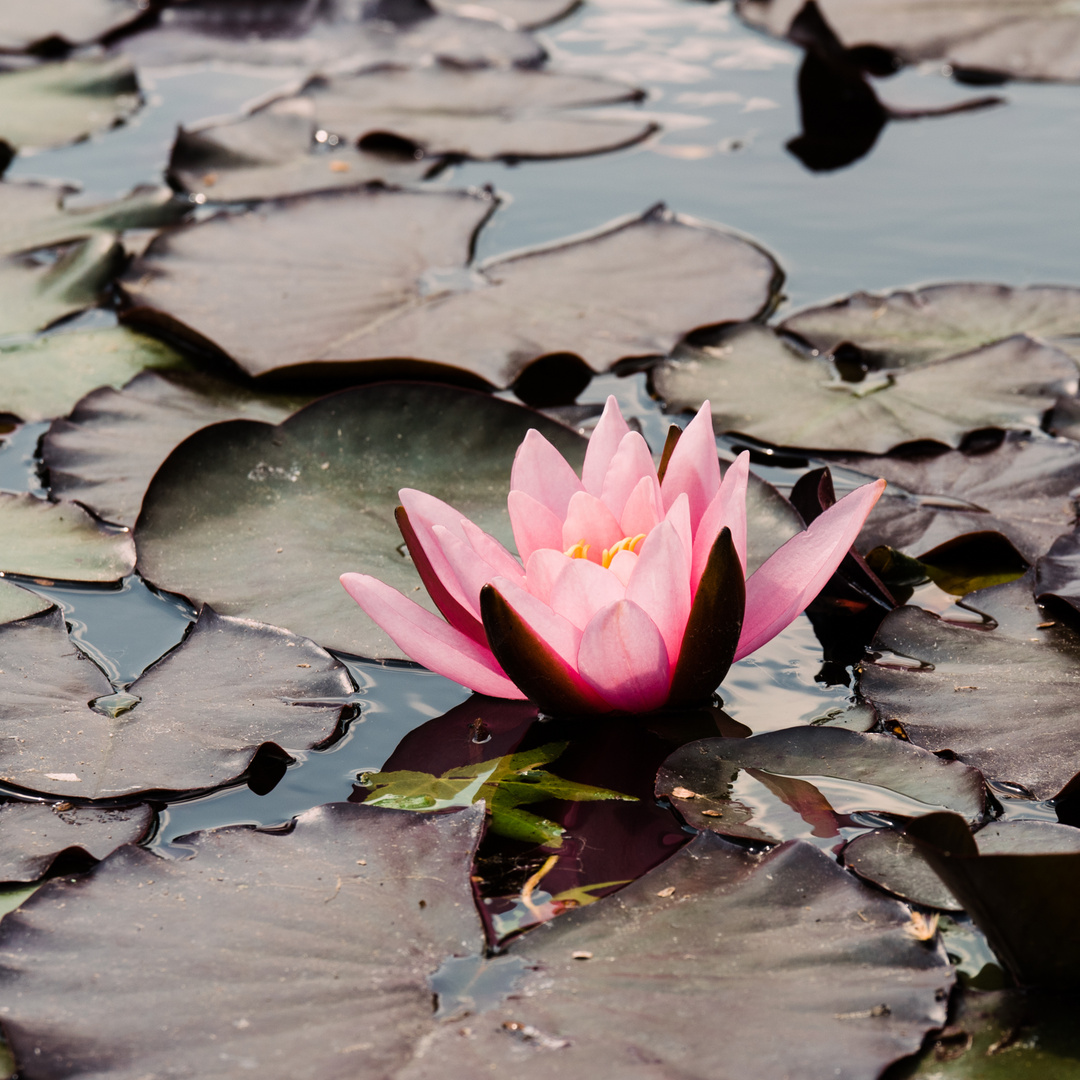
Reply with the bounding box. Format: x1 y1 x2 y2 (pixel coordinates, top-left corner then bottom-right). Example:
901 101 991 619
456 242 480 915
510 429 584 519
577 600 671 712
660 402 720 530
619 473 663 538
489 575 582 669
599 432 659 523
607 548 638 587
508 490 563 565
525 548 572 604
692 451 750 593
625 520 691 669
340 573 524 699
431 525 497 617
460 518 525 586
735 479 886 661
582 395 631 496
548 558 626 631
665 491 693 572
399 488 469 542
397 489 478 621
561 490 625 563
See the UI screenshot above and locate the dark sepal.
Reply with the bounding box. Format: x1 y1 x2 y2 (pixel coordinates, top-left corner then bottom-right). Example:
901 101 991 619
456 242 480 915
667 526 744 708
480 584 606 716
395 505 488 648
657 425 682 485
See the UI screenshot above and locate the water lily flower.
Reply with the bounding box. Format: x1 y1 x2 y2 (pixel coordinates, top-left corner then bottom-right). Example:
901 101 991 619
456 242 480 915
342 397 884 715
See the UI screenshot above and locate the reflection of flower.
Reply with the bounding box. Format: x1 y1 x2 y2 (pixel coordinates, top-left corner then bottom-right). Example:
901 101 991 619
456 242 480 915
342 398 883 715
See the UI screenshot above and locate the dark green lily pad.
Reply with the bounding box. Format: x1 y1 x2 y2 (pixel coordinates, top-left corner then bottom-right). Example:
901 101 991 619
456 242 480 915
829 433 1080 563
124 196 780 388
0 493 135 582
0 234 123 339
0 581 51 626
861 573 1080 800
0 58 140 152
0 802 153 883
0 802 489 1078
905 813 1080 988
0 183 185 259
0 604 351 798
843 829 963 910
42 369 309 527
0 1 145 52
651 323 1076 453
0 327 188 424
737 0 1080 84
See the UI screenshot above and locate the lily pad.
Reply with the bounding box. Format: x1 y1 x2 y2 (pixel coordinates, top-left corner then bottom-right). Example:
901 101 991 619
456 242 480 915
1035 529 1080 625
843 829 963 910
0 58 140 152
651 323 1077 453
433 0 578 28
860 574 1080 800
0 234 123 339
736 0 1080 84
0 493 135 582
0 802 153 883
0 326 190 425
0 581 51 625
0 802 489 1078
0 1 146 53
42 369 308 527
905 813 1080 988
779 282 1080 369
0 604 351 798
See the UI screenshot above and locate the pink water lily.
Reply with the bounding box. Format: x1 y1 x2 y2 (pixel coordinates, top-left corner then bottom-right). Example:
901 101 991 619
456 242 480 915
341 397 884 715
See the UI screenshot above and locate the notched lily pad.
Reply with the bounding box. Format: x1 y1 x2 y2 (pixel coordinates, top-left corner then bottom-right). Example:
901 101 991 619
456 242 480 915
0 803 488 1078
43 369 308 527
652 323 1077 454
0 326 190 425
0 604 352 798
861 573 1080 800
0 801 153 883
0 58 141 152
0 493 135 582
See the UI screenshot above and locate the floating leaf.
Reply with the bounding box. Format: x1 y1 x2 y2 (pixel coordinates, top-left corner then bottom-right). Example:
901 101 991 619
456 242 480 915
737 0 1080 84
0 803 489 1077
0 802 153 883
0 58 140 152
432 0 577 28
361 741 635 846
43 369 308 527
0 493 135 582
0 604 351 798
842 829 963 910
861 574 1080 800
1035 528 1080 626
0 1 146 53
652 323 1077 453
0 581 51 626
0 327 189 424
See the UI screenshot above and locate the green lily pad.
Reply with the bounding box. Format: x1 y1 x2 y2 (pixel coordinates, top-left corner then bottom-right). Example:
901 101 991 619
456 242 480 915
861 573 1080 800
43 369 309 527
0 1 145 52
0 183 186 259
0 326 189 424
651 323 1077 453
843 829 963 910
737 0 1080 83
360 741 636 846
0 58 141 152
0 802 153 883
0 604 352 798
0 234 123 339
0 802 490 1078
0 493 134 582
0 580 51 626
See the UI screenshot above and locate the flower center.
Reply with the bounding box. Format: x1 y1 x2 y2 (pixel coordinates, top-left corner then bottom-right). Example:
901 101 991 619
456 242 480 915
564 534 646 568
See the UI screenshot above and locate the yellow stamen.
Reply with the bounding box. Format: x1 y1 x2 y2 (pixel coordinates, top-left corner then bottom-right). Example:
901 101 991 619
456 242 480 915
564 540 591 560
601 533 646 569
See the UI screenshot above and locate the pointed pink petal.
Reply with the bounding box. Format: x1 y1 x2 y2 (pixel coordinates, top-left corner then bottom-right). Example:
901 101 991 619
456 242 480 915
460 518 525 586
625 520 692 669
508 490 563 566
582 395 631 496
599 432 659 523
489 576 582 669
735 479 886 661
561 490 624 563
665 491 693 572
660 402 720 530
577 600 671 712
692 451 750 593
510 429 583 519
397 489 477 617
525 548 572 604
619 473 663 538
340 573 524 699
548 558 626 631
431 525 499 618
607 548 638 587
